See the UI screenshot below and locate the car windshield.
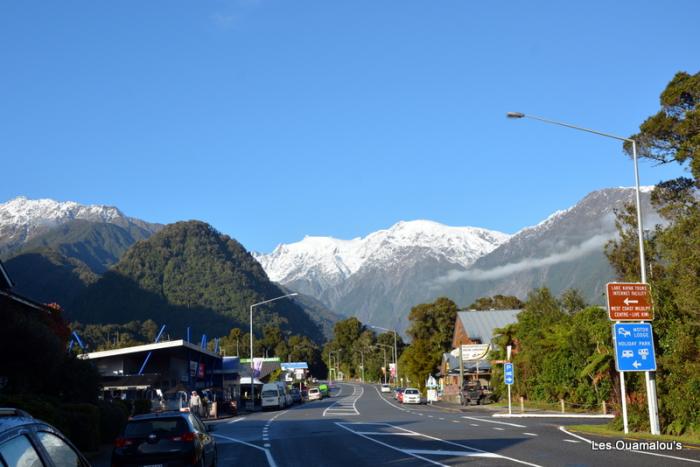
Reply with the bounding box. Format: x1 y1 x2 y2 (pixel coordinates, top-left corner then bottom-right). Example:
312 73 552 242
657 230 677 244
262 390 278 397
404 390 418 395
124 418 189 438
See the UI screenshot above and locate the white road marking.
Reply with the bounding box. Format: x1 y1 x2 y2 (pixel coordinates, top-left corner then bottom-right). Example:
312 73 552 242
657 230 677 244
439 417 445 421
462 416 526 428
493 427 505 431
324 384 363 416
213 434 278 467
470 423 479 427
227 417 247 424
406 449 501 458
558 426 700 464
523 432 538 436
356 432 422 436
563 439 579 443
452 420 460 423
337 422 542 467
335 423 447 466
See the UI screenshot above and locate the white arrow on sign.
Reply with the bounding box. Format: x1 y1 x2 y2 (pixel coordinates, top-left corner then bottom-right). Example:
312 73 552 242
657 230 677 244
623 298 639 306
632 361 642 369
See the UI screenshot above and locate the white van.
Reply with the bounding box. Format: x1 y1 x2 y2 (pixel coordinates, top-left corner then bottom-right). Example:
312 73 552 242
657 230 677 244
261 382 287 410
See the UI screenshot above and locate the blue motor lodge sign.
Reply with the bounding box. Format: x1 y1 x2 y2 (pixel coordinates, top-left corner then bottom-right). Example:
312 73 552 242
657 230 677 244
613 323 657 372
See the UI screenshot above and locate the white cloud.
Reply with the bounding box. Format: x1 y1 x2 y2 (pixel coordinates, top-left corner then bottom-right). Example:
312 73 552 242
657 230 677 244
432 234 614 285
211 13 236 29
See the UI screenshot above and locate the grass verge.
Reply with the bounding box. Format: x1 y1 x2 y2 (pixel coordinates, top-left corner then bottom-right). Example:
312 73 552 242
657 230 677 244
491 399 601 414
567 424 700 446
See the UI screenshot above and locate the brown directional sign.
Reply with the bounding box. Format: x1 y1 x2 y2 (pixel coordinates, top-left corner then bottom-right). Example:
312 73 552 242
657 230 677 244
606 282 653 321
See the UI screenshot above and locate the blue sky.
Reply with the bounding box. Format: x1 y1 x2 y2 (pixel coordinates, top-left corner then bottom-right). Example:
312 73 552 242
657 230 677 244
1 1 697 252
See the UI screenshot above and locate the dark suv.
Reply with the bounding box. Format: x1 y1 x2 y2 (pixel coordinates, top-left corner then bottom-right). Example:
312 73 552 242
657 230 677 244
460 381 489 406
0 407 90 467
112 411 217 467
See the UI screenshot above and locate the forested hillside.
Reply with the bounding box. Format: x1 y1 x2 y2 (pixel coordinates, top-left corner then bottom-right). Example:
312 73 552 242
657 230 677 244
69 221 326 342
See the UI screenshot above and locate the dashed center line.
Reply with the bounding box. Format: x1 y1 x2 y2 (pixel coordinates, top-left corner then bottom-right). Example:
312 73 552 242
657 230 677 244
523 432 538 436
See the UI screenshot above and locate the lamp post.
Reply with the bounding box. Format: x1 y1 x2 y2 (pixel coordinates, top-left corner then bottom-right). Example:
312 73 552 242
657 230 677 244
329 350 341 381
374 344 392 384
506 111 659 435
249 292 298 410
371 325 399 386
356 348 365 383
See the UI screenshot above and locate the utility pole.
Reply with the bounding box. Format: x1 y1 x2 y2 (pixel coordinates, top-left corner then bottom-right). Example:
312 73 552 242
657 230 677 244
458 345 464 405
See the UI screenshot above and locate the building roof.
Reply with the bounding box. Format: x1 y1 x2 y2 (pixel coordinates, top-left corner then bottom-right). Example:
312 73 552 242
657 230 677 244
239 358 281 379
214 357 240 374
281 362 308 371
456 310 521 345
79 339 221 360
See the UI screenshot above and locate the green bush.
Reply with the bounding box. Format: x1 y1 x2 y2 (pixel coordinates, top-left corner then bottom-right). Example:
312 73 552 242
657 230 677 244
58 403 100 452
0 394 61 428
133 399 151 416
97 400 129 442
112 399 133 416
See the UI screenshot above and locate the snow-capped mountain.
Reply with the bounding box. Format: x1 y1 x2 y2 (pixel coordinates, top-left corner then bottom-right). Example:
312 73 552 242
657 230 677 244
0 196 161 254
256 187 661 333
254 220 510 329
255 220 509 291
429 187 660 312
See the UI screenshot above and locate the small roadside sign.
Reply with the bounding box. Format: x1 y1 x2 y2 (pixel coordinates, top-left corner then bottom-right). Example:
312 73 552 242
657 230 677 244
613 323 657 372
606 282 653 321
461 344 490 361
504 363 514 385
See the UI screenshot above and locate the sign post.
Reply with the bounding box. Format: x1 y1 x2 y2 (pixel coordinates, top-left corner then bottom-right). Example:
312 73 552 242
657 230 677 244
504 362 514 416
607 283 657 434
613 323 657 372
606 283 654 321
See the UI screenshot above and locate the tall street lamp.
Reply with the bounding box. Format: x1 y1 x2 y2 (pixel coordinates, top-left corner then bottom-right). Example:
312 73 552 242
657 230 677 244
329 350 342 381
371 325 399 386
507 111 659 435
374 343 392 384
249 292 298 410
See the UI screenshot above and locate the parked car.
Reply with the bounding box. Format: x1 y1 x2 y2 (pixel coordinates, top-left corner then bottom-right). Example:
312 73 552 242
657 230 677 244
402 388 422 404
307 388 322 401
289 388 303 404
0 408 90 467
112 411 217 467
318 384 329 398
261 382 288 410
380 384 392 393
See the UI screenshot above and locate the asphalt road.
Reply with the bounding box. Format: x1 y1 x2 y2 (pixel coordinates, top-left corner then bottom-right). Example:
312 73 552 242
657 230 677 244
205 382 700 467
